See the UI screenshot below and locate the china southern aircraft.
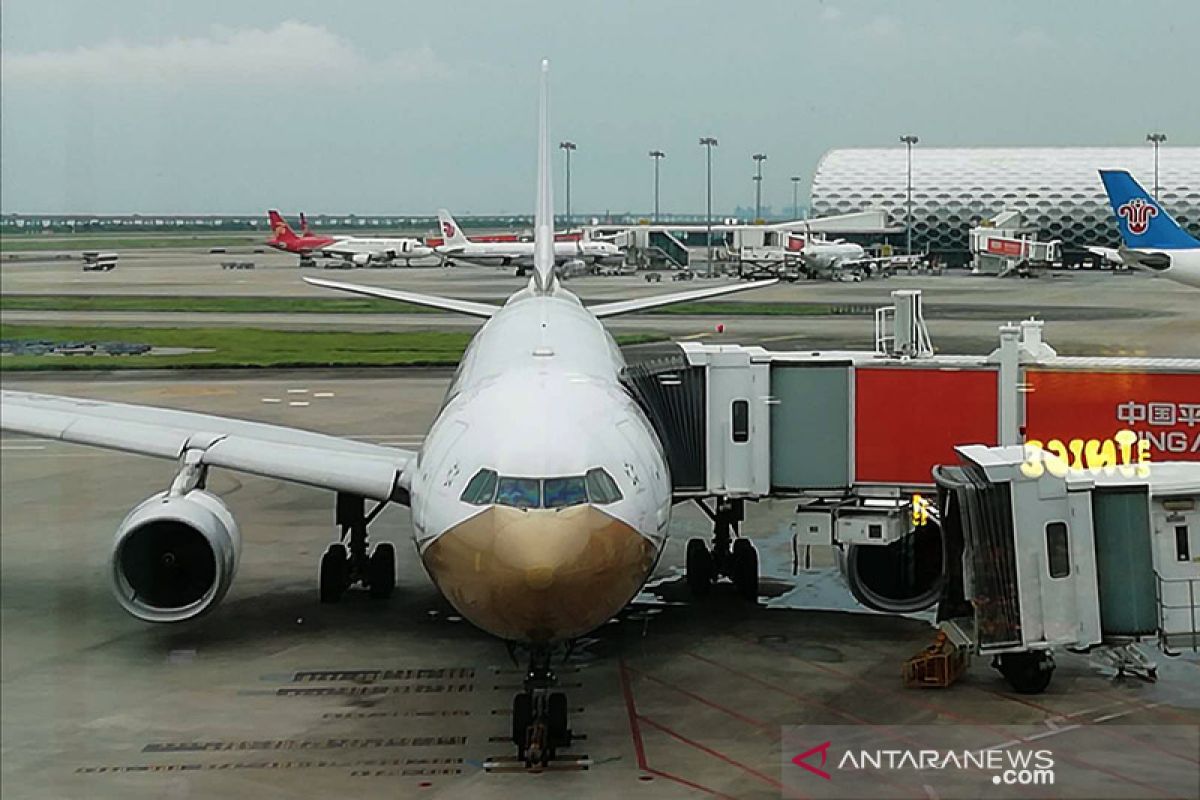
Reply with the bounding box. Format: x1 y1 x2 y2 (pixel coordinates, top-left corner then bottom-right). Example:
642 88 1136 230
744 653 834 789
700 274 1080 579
1091 169 1200 289
436 208 624 275
0 61 775 766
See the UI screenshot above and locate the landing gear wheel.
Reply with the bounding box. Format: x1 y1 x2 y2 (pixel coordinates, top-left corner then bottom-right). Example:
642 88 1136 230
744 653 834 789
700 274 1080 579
996 651 1055 694
686 538 713 597
319 543 350 603
367 542 396 599
731 538 759 601
547 691 570 749
512 692 532 755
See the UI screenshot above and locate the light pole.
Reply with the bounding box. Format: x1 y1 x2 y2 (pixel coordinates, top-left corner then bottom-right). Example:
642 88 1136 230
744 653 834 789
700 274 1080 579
699 137 718 272
791 175 802 220
649 150 665 222
900 134 919 254
1146 132 1167 201
752 153 767 221
559 140 576 226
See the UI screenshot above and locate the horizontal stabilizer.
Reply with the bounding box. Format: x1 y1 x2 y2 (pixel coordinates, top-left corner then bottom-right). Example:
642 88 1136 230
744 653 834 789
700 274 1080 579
588 279 778 318
303 276 499 318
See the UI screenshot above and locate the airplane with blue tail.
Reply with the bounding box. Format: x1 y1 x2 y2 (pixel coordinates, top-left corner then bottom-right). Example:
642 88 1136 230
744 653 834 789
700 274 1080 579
1092 169 1200 289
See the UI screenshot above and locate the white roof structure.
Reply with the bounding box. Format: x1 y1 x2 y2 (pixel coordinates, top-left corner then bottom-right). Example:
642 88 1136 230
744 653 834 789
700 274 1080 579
811 146 1200 256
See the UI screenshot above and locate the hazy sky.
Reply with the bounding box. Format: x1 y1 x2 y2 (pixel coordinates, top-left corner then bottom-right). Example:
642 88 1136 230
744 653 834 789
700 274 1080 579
2 0 1198 215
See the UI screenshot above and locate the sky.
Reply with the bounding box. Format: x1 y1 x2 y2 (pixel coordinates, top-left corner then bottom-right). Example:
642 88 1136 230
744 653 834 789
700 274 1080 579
2 0 1198 215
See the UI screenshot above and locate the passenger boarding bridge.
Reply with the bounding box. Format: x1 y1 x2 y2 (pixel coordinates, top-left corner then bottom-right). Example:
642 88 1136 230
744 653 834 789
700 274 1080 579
623 290 1200 693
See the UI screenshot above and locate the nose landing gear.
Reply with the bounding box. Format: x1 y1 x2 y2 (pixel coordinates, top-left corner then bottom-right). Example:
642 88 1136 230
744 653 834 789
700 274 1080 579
511 647 572 768
318 492 395 603
686 498 759 601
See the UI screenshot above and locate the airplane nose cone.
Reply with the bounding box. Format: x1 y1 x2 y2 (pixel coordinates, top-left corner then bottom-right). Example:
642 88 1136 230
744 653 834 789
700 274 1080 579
421 505 657 642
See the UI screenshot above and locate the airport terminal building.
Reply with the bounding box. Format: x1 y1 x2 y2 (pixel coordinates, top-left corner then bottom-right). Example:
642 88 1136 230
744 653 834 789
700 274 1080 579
810 146 1200 263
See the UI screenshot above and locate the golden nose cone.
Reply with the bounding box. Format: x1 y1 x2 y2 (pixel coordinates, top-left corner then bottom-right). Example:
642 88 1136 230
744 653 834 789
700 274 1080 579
422 504 657 642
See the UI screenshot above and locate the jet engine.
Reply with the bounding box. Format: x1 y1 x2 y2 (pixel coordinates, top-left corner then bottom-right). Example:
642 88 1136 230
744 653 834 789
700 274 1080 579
837 520 944 613
110 489 241 622
351 252 372 266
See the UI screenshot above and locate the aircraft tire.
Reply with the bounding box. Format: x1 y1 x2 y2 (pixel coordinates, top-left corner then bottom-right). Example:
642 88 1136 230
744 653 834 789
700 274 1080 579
686 538 713 597
367 542 396 599
512 692 532 750
319 544 350 603
548 692 570 749
731 538 759 601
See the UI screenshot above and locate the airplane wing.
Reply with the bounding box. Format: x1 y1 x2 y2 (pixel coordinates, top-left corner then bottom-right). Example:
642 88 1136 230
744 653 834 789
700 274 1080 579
587 278 778 318
304 276 499 318
0 390 413 502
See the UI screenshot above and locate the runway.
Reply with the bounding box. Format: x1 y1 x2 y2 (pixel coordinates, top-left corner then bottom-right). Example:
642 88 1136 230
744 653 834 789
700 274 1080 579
3 372 1198 799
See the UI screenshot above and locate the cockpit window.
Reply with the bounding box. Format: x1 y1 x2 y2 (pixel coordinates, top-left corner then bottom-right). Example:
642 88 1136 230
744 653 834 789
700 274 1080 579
586 468 623 504
544 476 588 509
495 477 541 509
460 468 498 505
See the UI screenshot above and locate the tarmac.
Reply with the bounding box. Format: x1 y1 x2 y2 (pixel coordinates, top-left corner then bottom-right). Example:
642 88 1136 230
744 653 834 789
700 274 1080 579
2 251 1200 797
2 370 1199 799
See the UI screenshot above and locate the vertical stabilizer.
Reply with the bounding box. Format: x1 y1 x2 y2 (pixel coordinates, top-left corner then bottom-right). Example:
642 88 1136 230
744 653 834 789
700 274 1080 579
532 59 556 292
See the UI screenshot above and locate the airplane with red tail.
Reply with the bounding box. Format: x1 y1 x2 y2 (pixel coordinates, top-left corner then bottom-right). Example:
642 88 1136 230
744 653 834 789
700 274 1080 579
266 210 434 267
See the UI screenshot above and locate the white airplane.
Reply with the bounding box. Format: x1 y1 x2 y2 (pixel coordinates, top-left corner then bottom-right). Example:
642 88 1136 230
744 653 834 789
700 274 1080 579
267 210 435 267
436 208 624 275
0 61 776 767
1089 169 1200 289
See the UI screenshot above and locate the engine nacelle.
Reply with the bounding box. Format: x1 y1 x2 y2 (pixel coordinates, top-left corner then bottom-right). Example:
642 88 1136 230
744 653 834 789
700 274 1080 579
351 252 372 266
110 490 241 623
837 521 944 613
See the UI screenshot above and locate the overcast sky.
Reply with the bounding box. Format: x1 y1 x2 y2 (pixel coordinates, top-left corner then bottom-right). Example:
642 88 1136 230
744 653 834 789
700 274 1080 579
2 0 1197 215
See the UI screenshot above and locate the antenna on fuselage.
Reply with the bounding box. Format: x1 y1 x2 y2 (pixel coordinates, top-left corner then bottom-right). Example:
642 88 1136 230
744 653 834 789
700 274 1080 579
532 59 556 293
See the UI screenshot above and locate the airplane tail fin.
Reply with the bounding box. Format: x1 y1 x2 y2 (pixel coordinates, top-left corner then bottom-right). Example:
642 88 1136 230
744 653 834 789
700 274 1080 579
299 212 312 237
268 210 298 242
436 209 469 246
531 59 555 292
1098 169 1199 250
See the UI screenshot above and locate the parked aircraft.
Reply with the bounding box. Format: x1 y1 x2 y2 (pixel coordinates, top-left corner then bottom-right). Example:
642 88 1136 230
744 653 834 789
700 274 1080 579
436 209 623 275
1091 169 1200 289
266 210 434 267
0 61 777 767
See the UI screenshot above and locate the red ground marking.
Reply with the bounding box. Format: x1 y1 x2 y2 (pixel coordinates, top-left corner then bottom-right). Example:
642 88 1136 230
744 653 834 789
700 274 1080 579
626 665 776 735
637 715 784 791
618 657 735 799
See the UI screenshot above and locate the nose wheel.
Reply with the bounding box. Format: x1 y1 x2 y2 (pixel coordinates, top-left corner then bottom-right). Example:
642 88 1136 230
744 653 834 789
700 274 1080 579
318 493 395 603
685 498 758 601
511 648 572 767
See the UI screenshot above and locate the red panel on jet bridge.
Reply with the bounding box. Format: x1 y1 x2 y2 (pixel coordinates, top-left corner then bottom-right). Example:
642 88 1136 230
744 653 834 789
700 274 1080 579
1025 370 1200 462
854 367 998 484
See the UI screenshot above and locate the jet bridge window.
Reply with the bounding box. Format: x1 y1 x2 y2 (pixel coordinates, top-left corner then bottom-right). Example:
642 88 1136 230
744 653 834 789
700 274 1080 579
731 399 750 443
496 477 541 509
1046 521 1071 579
544 476 588 509
586 468 623 504
460 469 498 505
1176 525 1191 562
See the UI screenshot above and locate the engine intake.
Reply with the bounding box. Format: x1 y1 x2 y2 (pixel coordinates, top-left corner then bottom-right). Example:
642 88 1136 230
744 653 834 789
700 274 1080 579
839 521 944 613
111 490 240 622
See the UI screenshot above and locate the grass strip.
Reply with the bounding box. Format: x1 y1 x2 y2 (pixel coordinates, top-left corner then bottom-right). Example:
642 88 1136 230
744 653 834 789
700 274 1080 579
0 324 662 371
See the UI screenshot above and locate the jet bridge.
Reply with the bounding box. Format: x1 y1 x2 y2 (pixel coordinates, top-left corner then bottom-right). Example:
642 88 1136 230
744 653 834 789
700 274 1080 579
932 444 1199 692
623 290 1200 689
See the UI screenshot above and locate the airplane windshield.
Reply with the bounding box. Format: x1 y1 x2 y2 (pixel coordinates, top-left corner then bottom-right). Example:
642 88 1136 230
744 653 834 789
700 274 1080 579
495 477 541 509
543 476 588 509
461 468 623 508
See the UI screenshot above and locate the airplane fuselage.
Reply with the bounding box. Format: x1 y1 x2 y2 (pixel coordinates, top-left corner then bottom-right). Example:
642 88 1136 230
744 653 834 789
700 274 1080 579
408 283 671 643
438 239 622 267
1123 247 1200 289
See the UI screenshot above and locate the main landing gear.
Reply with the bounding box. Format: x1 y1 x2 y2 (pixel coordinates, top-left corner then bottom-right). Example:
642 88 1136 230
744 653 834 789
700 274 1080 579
510 646 572 767
319 492 395 603
686 498 759 601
